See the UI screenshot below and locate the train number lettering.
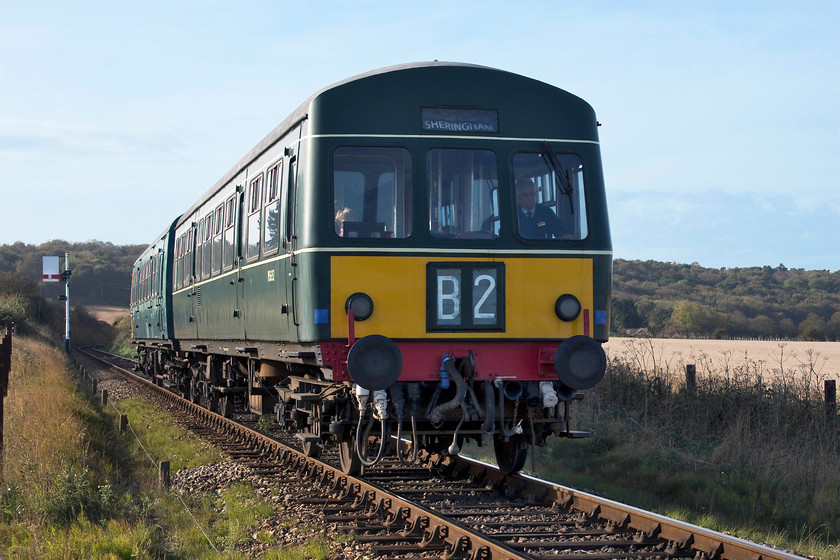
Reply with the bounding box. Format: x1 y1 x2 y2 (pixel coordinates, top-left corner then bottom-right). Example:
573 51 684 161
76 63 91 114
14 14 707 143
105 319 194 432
428 263 504 331
473 274 496 320
437 274 461 321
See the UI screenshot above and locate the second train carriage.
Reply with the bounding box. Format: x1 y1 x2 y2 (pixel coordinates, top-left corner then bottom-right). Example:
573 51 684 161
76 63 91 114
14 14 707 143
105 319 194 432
130 62 612 474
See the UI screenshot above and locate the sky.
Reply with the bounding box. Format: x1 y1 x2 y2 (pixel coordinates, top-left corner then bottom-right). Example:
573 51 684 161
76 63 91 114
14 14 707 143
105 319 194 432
1 0 838 271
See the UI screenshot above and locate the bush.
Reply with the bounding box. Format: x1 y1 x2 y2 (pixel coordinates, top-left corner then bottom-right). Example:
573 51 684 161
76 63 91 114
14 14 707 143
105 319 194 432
0 294 29 332
42 467 117 526
109 315 134 356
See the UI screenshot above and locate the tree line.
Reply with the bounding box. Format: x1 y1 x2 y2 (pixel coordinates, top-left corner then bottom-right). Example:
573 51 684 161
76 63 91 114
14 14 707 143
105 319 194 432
611 259 840 341
0 240 145 330
1 241 838 340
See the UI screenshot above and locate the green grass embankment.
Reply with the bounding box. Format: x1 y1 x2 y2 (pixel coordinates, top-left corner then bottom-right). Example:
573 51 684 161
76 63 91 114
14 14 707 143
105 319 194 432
0 335 337 559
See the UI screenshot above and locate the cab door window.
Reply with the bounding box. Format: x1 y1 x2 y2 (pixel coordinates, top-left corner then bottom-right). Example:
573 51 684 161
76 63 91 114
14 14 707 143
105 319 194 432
428 149 499 239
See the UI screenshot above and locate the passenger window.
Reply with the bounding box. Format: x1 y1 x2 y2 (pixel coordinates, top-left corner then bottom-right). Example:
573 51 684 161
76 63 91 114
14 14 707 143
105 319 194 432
212 205 223 274
153 254 160 298
247 175 263 260
202 213 212 279
195 220 204 280
184 228 193 283
428 149 499 239
513 150 588 240
174 238 181 290
333 147 412 238
223 196 236 270
264 163 282 254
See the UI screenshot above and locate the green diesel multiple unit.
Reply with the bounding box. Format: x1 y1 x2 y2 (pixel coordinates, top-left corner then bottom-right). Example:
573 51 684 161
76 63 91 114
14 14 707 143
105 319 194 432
130 62 612 474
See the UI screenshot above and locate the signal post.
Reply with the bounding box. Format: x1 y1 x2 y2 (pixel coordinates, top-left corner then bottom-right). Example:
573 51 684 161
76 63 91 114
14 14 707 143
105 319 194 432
43 254 72 353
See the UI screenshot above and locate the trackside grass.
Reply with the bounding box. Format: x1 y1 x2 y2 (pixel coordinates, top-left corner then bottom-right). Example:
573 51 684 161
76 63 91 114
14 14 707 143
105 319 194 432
0 336 340 559
485 345 839 560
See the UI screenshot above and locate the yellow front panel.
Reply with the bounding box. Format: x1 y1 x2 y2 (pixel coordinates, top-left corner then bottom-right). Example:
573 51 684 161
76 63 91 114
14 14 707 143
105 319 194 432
330 256 593 339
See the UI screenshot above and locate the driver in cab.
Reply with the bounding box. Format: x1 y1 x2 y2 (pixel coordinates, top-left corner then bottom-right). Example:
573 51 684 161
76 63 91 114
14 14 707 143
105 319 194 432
515 178 565 239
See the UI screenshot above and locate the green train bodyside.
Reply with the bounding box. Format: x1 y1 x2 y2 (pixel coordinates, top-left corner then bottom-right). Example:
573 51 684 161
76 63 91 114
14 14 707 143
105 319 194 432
130 219 177 342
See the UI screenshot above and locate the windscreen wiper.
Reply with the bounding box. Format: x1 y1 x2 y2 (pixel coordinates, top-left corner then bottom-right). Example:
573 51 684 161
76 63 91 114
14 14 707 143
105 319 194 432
541 142 574 215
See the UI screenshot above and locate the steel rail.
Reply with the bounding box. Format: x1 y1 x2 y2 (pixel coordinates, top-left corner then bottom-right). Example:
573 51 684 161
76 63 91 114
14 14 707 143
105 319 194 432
80 347 526 559
454 455 807 560
81 347 807 560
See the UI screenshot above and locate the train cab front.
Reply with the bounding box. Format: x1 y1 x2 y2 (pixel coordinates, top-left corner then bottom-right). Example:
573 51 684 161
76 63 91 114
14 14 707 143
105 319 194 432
309 79 611 474
321 249 609 473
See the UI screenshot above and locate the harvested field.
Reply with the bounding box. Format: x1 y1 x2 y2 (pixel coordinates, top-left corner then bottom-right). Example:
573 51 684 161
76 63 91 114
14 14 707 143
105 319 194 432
87 305 129 324
79 307 840 382
604 337 840 381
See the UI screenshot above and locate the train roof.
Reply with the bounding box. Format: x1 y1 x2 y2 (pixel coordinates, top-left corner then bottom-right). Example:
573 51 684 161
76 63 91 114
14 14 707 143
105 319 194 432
176 61 596 228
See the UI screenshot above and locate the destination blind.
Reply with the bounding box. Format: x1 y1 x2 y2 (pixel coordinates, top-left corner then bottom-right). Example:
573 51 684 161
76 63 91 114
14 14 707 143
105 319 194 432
421 107 498 133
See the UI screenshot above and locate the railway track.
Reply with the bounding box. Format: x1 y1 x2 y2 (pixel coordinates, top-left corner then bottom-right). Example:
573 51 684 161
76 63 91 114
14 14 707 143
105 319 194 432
79 346 806 560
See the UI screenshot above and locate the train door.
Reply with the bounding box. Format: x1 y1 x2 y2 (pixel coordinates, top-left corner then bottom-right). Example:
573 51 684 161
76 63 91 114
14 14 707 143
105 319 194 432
184 224 199 339
194 209 213 340
241 160 287 341
279 148 298 342
195 186 242 341
223 191 245 340
155 252 167 339
172 227 199 340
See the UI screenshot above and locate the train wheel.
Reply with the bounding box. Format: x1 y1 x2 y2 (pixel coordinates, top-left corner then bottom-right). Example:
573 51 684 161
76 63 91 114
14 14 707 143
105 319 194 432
219 396 233 419
302 440 322 459
493 433 528 475
190 379 201 404
339 437 362 475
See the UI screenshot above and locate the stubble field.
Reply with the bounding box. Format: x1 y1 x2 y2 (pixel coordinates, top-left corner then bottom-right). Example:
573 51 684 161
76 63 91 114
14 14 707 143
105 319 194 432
604 337 840 381
90 304 839 382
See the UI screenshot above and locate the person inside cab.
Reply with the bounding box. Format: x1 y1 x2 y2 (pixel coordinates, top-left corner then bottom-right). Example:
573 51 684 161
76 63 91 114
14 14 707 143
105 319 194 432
515 178 564 239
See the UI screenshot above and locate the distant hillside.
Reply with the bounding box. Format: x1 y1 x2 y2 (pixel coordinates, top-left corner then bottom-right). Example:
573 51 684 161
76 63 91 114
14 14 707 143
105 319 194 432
0 240 146 307
1 242 838 341
612 259 840 341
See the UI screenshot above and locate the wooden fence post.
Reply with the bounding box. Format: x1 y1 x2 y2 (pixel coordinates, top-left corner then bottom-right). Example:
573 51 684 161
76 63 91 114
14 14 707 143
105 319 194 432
826 380 837 422
119 414 128 433
685 364 697 397
0 327 12 477
159 461 170 489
